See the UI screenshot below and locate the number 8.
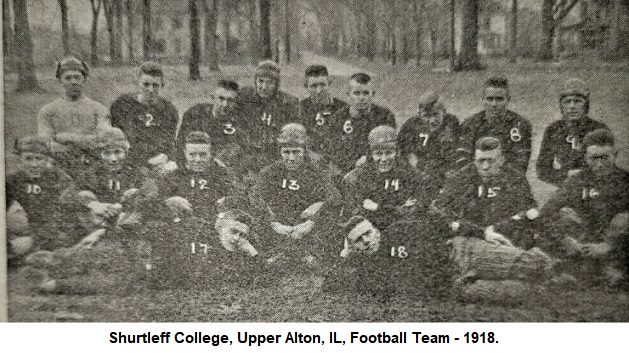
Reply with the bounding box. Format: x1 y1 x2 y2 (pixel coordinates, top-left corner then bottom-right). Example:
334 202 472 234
343 120 353 134
510 127 522 142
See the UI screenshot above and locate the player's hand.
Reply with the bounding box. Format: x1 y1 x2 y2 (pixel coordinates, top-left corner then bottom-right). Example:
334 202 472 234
301 202 324 219
567 169 581 178
88 201 121 219
582 242 612 258
355 155 367 168
484 225 514 247
74 228 106 249
270 222 294 236
148 153 168 166
562 236 583 257
362 199 379 211
291 220 315 239
155 160 178 175
10 236 34 256
402 198 417 207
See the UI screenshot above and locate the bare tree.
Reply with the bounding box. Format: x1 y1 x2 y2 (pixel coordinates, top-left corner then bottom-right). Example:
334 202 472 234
456 0 482 70
259 0 272 59
126 0 135 62
606 0 628 59
142 0 152 61
539 0 579 61
14 0 41 92
3 0 15 71
89 0 103 65
413 0 423 66
114 0 124 64
202 0 220 70
59 0 70 54
449 0 455 69
190 0 201 80
509 0 518 63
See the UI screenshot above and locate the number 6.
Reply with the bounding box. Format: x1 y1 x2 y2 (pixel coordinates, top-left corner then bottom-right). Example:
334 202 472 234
343 120 353 134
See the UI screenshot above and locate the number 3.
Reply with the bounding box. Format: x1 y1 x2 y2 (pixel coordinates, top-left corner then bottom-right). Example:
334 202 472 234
223 123 236 135
510 127 522 142
343 120 353 134
282 179 300 191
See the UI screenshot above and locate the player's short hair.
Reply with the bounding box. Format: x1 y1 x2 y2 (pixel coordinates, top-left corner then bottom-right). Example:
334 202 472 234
475 136 502 152
139 61 164 78
583 129 614 149
55 56 89 80
185 131 212 145
217 79 239 92
484 76 509 91
305 65 329 78
350 72 371 85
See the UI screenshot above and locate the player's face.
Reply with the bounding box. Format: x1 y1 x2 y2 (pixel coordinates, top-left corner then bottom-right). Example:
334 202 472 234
280 146 305 171
421 109 444 131
100 147 127 172
474 148 504 179
60 70 86 99
306 75 331 104
348 80 374 111
347 222 381 255
585 145 615 178
184 143 213 172
255 76 278 99
560 95 587 120
483 87 509 119
18 152 51 178
212 87 238 117
138 74 162 104
371 147 397 173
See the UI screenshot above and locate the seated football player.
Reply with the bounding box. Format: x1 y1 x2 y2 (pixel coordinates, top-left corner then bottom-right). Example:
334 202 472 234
238 60 300 172
536 78 609 186
6 136 77 261
248 123 341 268
325 73 396 175
398 91 460 193
535 129 629 287
431 137 554 300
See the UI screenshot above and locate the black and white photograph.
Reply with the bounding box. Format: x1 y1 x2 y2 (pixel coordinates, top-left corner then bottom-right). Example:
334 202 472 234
2 0 629 325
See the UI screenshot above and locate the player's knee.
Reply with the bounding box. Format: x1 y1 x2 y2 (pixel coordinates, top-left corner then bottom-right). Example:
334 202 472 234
10 236 35 257
77 190 98 202
558 207 583 224
610 212 629 232
7 203 30 234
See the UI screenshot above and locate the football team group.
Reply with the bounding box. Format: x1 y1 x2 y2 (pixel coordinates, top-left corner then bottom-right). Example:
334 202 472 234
6 56 629 301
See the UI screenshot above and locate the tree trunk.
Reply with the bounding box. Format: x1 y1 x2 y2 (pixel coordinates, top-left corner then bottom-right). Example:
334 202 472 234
59 0 70 55
143 0 152 61
246 0 259 64
282 0 290 64
113 0 124 64
456 0 482 70
189 0 201 80
14 0 41 92
509 0 518 63
126 0 135 62
413 0 423 66
104 0 115 64
449 0 455 69
259 0 272 59
364 0 376 61
605 0 627 59
203 0 220 70
3 0 15 71
90 0 102 66
539 0 554 61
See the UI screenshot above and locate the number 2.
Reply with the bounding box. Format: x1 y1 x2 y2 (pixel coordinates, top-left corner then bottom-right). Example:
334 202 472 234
144 113 154 127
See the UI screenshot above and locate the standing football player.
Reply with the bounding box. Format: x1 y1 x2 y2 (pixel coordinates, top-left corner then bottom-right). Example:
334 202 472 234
238 60 299 172
455 77 532 174
326 73 396 174
298 65 347 154
37 56 111 175
398 91 460 192
536 78 609 186
110 62 179 167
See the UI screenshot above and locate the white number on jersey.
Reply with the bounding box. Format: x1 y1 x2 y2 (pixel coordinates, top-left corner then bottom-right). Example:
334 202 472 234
315 112 330 126
190 178 208 190
144 113 155 127
343 120 354 134
108 179 121 191
26 184 42 195
419 133 430 147
190 242 209 255
478 185 501 198
582 188 600 199
566 135 580 150
384 178 400 191
281 179 300 191
261 112 272 126
223 123 236 135
390 246 409 259
510 127 522 142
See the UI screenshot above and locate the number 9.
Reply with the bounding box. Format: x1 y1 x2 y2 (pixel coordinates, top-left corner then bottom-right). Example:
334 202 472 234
343 120 353 134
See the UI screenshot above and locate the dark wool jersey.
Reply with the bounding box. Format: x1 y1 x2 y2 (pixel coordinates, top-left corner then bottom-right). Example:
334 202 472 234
342 160 429 230
298 97 348 153
250 160 340 226
432 163 536 237
237 87 299 170
326 104 396 173
456 110 532 174
398 113 460 183
110 94 179 165
6 168 74 227
540 166 629 240
72 163 144 205
537 117 609 185
160 163 239 220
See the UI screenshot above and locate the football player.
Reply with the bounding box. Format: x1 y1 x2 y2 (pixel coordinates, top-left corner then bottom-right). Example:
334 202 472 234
238 60 299 171
455 77 532 174
110 61 179 167
298 65 347 154
398 91 460 191
536 129 629 287
536 78 609 186
325 73 396 174
37 56 111 175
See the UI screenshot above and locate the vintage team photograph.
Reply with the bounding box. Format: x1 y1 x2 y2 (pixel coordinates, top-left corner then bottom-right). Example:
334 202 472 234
2 0 629 322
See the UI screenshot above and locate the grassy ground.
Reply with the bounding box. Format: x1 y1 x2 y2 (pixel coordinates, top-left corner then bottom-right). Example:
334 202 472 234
4 57 629 322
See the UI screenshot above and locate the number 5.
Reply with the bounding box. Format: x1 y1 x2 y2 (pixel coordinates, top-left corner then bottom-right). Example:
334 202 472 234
343 120 353 134
315 113 325 126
